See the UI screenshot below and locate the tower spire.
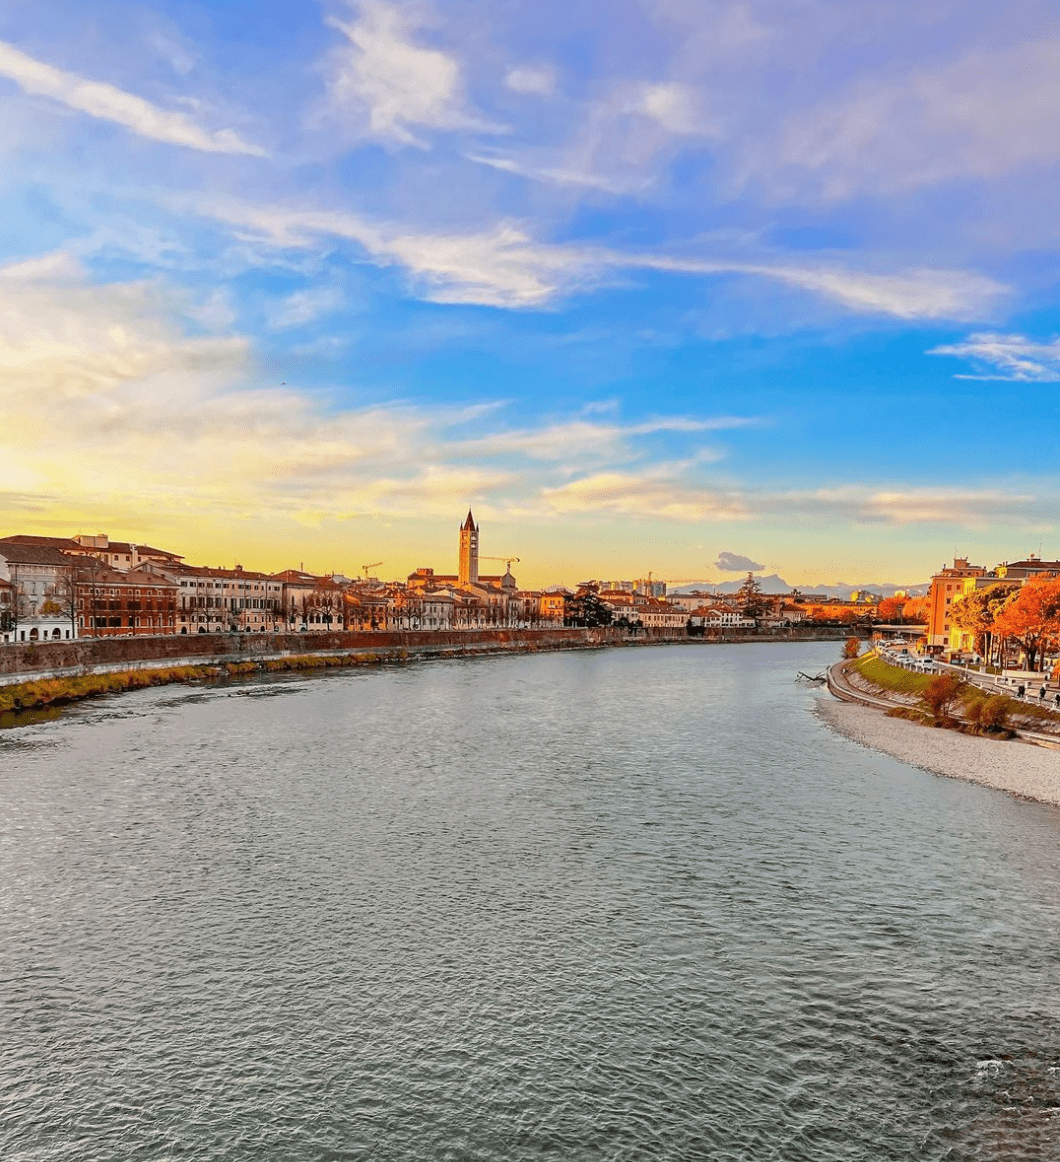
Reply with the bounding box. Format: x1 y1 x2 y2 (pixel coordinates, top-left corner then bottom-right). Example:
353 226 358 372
459 509 479 584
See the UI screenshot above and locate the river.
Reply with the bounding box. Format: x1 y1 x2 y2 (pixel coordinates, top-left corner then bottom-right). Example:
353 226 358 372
2 641 1059 1160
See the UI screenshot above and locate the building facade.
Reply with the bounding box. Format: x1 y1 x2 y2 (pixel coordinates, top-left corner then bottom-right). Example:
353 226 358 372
925 557 988 648
0 544 77 642
75 560 179 637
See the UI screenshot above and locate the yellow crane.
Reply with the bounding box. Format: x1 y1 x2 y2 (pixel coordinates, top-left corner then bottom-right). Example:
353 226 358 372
362 561 383 580
479 555 521 571
643 573 712 591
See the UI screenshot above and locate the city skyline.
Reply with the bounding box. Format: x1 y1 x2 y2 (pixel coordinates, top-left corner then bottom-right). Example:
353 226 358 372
2 1 1059 587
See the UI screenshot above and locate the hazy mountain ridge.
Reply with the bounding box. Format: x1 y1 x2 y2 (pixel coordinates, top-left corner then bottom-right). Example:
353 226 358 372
673 575 930 598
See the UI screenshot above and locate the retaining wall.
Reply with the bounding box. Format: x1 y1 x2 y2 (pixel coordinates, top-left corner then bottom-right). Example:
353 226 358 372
0 625 856 686
0 627 656 685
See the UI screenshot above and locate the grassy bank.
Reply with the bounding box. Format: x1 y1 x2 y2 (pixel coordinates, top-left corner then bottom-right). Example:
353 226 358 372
0 653 393 718
849 652 1060 739
851 654 936 696
0 639 606 721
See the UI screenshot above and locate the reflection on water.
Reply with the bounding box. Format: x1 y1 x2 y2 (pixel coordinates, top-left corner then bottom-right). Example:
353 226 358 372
2 642 1059 1161
0 704 65 730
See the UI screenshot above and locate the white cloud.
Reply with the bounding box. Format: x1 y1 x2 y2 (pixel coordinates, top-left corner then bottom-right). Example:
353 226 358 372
750 264 1007 321
715 550 763 571
627 81 699 134
0 38 264 156
929 332 1060 381
471 76 717 197
742 35 1060 199
540 472 751 521
466 151 643 195
0 256 738 525
458 415 745 463
615 255 1008 320
791 486 1040 527
196 196 1007 319
0 255 1050 549
538 473 1045 529
198 199 591 306
325 1 503 146
505 66 556 97
266 287 346 329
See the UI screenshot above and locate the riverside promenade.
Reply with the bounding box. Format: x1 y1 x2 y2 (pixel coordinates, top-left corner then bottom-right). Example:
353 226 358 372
827 658 1060 746
820 655 1060 805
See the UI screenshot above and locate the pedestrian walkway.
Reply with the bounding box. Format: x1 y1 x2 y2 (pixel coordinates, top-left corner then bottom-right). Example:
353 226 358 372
827 660 1060 748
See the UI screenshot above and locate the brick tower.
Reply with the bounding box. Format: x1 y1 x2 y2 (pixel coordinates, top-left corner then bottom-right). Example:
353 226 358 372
459 510 479 584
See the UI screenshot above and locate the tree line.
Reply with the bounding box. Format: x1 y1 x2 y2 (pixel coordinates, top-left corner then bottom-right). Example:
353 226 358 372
951 577 1060 670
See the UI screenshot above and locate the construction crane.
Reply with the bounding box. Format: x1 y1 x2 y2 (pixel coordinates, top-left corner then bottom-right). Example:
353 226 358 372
645 572 710 585
479 555 521 571
361 561 382 580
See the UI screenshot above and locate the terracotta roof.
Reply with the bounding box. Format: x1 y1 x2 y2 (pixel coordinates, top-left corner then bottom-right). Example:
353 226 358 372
73 558 135 584
0 534 78 550
0 534 182 560
0 544 76 566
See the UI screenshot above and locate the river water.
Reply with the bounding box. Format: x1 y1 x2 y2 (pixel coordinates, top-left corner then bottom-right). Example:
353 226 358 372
2 642 1060 1160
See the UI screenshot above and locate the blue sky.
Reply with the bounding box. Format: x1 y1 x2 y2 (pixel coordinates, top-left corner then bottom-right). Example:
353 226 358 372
1 0 1058 586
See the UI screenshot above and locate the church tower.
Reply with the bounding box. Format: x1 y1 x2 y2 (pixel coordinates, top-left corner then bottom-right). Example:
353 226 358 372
459 510 479 584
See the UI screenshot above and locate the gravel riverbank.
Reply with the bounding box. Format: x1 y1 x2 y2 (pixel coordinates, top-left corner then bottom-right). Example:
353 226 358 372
815 696 1060 806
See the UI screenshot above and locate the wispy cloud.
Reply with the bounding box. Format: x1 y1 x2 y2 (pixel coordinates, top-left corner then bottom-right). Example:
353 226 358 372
199 199 584 307
196 196 1007 318
0 38 265 156
739 35 1060 200
505 66 556 97
929 332 1060 381
458 416 749 463
324 1 503 146
266 286 346 329
624 256 1008 320
540 472 752 521
0 258 733 525
539 474 1046 529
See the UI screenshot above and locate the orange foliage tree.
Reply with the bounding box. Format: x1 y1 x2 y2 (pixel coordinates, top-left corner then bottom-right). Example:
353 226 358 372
992 577 1060 671
876 595 906 621
901 596 930 623
950 583 1015 663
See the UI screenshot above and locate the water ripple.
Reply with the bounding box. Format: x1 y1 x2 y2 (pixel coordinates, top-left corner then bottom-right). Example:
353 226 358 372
2 644 1060 1160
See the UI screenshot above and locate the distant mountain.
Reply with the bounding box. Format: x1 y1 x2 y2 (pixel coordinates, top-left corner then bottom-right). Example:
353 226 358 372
800 580 931 599
703 573 791 594
673 576 929 598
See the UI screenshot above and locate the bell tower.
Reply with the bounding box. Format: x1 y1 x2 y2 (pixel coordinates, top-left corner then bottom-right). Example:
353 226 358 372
459 510 479 584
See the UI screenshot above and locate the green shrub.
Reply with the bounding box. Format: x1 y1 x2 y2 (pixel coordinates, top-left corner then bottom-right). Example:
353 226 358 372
979 695 1013 733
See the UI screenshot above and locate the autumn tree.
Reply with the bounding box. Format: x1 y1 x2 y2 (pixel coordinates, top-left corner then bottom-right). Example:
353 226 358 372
876 595 906 622
921 673 966 725
843 636 860 659
902 596 930 623
950 583 1015 664
993 577 1060 671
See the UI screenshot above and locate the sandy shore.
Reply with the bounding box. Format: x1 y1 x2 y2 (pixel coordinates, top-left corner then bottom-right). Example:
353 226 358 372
815 697 1060 806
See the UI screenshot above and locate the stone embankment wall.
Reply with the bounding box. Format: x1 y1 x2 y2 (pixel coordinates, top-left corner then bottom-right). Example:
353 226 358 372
0 625 856 686
0 627 644 685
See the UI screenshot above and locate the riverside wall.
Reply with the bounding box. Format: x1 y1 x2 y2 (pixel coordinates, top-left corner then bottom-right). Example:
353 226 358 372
0 627 654 685
0 625 857 686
